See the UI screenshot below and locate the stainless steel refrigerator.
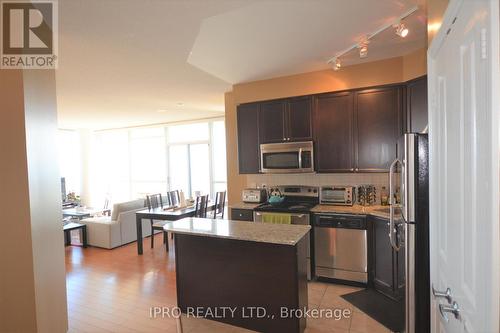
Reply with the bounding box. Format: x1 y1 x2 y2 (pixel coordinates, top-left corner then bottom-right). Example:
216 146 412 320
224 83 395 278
389 133 430 333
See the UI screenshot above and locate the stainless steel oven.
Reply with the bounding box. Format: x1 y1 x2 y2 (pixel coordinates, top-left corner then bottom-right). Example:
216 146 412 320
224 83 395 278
260 141 314 173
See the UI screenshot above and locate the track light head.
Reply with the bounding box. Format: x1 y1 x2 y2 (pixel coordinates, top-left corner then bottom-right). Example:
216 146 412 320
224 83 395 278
333 58 341 71
358 41 368 58
394 22 409 38
329 57 341 71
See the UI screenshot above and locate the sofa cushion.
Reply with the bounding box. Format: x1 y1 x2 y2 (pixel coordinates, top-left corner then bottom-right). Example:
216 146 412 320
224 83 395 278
111 198 145 221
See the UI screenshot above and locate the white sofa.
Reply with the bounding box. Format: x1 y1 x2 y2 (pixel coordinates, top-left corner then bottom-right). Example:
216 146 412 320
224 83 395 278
81 199 155 249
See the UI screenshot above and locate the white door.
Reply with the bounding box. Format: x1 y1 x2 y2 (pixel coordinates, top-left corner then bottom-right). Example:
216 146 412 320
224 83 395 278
428 0 499 332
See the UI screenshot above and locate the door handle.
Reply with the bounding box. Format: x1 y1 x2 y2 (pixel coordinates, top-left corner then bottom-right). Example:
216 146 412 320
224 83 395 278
389 158 401 251
432 285 453 304
439 301 460 322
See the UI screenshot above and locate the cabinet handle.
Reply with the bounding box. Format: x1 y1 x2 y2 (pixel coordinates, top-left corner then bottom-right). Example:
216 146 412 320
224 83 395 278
350 168 354 171
355 168 359 171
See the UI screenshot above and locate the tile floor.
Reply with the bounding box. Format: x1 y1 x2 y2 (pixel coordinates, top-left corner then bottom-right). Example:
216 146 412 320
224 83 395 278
66 233 391 333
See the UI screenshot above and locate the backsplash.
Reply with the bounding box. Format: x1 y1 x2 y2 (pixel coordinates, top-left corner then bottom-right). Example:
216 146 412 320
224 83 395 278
246 173 389 204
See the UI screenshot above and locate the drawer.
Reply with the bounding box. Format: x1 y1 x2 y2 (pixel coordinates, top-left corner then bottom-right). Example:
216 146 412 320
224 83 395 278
231 208 254 221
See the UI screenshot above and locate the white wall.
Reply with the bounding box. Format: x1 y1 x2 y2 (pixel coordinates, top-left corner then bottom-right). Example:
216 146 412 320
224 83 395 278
0 69 68 333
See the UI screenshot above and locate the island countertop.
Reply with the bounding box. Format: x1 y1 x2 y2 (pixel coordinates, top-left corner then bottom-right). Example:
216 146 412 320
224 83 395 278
163 218 310 246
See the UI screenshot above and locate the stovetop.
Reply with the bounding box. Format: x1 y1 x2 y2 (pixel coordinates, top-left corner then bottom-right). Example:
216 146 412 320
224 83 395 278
253 185 319 213
254 201 317 213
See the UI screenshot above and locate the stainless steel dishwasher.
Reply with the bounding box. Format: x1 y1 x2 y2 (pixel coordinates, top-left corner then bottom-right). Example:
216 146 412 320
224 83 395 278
314 213 367 283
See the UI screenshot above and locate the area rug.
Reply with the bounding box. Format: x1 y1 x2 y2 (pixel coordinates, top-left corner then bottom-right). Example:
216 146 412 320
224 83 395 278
341 289 404 332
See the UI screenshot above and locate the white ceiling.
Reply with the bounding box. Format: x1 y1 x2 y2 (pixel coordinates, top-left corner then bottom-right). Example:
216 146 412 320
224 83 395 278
56 0 426 130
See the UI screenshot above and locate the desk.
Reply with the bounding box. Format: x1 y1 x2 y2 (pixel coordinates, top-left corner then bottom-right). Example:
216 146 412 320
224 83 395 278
135 204 214 255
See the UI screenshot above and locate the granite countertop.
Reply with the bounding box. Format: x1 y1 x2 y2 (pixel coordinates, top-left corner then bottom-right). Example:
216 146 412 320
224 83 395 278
163 218 311 246
229 202 262 210
311 204 398 219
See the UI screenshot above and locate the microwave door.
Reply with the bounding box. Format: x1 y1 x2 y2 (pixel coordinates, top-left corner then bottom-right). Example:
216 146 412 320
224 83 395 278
261 151 300 173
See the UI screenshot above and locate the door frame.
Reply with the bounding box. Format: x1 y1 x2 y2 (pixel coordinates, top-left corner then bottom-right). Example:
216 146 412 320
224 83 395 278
427 0 500 330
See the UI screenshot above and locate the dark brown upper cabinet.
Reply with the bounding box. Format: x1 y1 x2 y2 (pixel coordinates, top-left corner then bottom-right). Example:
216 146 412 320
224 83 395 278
259 97 313 143
314 92 355 172
355 86 402 172
287 96 313 141
259 100 287 143
406 76 428 133
237 103 260 174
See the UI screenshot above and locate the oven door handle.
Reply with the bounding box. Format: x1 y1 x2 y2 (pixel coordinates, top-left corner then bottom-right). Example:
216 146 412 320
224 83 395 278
255 212 306 219
298 148 303 169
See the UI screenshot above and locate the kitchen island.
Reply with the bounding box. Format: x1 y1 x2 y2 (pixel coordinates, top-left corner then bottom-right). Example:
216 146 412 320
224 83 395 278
164 218 310 333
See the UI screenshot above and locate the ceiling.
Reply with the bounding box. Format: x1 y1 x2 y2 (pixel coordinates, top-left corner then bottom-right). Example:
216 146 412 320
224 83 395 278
57 0 426 130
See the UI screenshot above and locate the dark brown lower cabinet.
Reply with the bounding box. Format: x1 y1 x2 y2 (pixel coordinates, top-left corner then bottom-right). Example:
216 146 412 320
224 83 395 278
370 216 404 300
230 208 254 222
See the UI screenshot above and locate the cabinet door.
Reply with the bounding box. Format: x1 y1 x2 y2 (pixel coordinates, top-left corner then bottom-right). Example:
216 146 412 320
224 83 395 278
314 92 355 172
259 100 286 143
355 87 402 171
372 217 395 297
287 96 313 141
406 76 428 133
237 103 260 174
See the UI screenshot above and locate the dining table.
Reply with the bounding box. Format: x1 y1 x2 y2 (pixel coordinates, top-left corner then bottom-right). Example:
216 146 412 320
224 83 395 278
135 203 215 255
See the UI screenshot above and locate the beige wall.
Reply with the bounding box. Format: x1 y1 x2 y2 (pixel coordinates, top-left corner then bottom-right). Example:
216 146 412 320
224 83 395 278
0 70 68 333
225 50 427 205
428 0 450 45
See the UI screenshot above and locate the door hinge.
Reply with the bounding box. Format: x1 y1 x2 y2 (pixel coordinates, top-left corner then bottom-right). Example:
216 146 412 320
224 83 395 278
481 28 487 59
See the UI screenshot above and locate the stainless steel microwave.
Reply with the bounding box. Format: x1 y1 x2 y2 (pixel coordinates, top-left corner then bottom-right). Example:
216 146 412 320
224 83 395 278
320 186 355 206
260 141 314 173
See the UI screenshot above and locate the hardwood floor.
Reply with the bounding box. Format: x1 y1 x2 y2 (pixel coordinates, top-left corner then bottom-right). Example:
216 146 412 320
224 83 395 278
65 234 391 333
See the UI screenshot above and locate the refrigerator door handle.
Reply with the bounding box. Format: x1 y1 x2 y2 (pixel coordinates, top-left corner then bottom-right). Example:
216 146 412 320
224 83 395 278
389 158 401 251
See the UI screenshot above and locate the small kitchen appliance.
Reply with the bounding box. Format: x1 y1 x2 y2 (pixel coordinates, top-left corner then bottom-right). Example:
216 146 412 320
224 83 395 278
319 186 355 206
260 141 314 173
242 188 267 203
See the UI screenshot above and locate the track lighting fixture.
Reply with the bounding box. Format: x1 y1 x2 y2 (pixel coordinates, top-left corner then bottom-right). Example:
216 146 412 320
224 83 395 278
394 22 409 38
326 5 417 70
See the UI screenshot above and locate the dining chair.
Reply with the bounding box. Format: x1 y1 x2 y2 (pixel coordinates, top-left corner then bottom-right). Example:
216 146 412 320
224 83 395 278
165 190 180 240
194 194 209 218
167 190 180 207
213 191 226 219
146 193 166 249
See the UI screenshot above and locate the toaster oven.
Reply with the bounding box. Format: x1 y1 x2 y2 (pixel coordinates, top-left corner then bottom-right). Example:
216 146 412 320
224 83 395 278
320 186 355 206
242 188 268 203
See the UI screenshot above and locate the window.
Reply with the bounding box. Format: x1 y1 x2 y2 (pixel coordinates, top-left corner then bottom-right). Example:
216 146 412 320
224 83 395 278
57 130 81 195
129 127 167 198
90 119 227 205
211 121 227 195
92 130 130 205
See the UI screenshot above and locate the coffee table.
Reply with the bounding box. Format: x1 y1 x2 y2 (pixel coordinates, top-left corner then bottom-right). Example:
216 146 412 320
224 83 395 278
63 222 88 248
